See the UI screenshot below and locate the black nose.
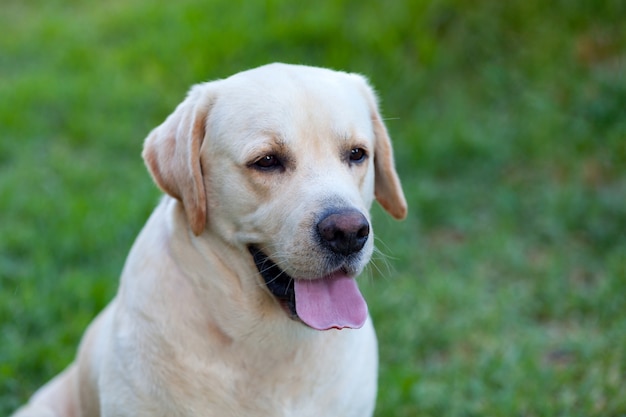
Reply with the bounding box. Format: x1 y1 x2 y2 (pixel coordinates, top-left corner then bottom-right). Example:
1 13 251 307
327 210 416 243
317 209 370 256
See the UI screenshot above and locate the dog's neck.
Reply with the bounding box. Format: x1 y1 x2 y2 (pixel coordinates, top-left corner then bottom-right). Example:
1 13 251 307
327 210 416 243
117 197 322 352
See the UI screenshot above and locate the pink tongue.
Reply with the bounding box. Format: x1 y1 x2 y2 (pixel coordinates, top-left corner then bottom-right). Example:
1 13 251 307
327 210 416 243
294 273 368 330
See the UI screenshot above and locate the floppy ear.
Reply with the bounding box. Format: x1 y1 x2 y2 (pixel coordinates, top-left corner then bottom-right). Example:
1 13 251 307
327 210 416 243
352 74 408 220
371 110 408 220
142 84 214 235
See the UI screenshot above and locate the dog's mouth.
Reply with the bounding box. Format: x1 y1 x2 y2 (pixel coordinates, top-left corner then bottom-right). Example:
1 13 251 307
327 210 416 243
248 245 298 319
248 245 368 330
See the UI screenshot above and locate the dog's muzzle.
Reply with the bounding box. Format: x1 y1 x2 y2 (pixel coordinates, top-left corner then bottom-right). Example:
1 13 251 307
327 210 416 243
248 208 370 330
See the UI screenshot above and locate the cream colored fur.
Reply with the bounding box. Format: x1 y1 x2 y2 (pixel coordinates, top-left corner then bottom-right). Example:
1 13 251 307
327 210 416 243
12 63 406 417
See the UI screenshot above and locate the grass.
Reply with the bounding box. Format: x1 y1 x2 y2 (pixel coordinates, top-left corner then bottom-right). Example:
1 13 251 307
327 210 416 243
1 0 625 415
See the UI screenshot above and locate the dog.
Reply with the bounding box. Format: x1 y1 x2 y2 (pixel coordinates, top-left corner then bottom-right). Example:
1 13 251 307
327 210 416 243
12 63 407 417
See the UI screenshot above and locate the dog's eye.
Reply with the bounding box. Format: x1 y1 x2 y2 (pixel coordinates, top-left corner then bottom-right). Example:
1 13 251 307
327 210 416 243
349 148 367 163
252 155 283 171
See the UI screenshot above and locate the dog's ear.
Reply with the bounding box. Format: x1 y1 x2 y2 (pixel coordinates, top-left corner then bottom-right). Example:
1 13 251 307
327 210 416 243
142 84 214 235
352 74 408 220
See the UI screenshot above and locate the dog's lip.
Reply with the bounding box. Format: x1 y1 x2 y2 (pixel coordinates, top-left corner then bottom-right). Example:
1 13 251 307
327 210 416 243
248 245 298 319
247 245 368 330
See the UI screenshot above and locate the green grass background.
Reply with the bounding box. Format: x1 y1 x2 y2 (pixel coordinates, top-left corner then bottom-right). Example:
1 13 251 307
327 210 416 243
1 0 625 415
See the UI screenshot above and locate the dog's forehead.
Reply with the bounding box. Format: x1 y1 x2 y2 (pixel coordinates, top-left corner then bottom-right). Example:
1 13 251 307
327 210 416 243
208 64 374 147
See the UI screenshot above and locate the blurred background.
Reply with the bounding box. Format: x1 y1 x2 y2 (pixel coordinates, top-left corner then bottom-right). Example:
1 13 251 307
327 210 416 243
1 0 624 415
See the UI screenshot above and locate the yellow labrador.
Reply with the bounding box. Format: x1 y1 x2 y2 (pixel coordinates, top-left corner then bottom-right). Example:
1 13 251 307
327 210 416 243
13 63 407 417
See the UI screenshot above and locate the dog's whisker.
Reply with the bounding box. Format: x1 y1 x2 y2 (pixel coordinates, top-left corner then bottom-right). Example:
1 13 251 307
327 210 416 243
368 244 394 282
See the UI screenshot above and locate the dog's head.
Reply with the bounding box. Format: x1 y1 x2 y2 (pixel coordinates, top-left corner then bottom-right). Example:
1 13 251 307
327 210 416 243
143 63 406 330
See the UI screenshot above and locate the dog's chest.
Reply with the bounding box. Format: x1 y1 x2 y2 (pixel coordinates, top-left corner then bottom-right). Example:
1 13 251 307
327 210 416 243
152 324 378 417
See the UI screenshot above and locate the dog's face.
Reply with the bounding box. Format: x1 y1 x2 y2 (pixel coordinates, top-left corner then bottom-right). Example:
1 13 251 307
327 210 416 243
143 64 406 330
